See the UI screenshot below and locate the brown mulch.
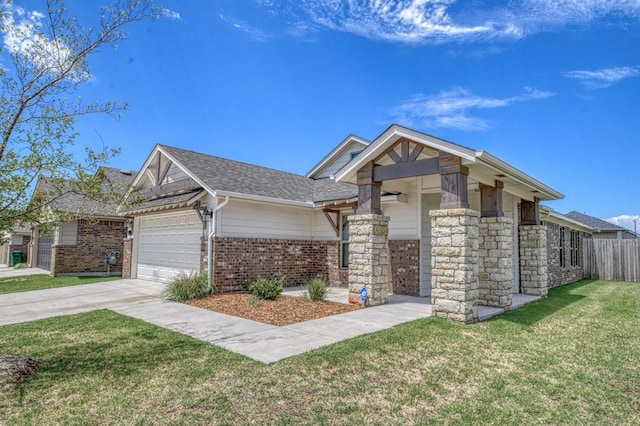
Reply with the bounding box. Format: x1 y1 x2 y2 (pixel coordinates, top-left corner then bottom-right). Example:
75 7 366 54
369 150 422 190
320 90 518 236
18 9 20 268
186 294 360 326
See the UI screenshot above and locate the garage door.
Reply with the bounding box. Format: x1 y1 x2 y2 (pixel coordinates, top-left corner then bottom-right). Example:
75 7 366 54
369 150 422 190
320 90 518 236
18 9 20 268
136 211 202 283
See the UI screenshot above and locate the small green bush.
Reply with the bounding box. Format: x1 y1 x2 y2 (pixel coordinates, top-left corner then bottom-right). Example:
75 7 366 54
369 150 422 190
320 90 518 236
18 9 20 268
247 276 284 300
302 276 329 302
162 271 210 302
13 262 29 269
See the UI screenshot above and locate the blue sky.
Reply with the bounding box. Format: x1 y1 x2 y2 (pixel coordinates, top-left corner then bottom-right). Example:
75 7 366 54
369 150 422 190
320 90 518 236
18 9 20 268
4 0 640 231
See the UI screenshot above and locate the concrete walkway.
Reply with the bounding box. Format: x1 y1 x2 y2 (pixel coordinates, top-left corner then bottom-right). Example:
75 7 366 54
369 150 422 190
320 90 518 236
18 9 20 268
0 279 162 326
112 293 432 363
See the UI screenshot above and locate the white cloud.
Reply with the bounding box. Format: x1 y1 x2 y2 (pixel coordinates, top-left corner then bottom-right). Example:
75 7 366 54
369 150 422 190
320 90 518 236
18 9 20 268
162 9 182 20
254 0 640 44
1 3 86 80
390 86 554 131
606 214 640 233
564 66 640 89
219 13 268 41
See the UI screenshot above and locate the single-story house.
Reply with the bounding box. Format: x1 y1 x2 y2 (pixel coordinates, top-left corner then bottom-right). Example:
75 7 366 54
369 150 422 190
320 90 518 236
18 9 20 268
30 167 135 276
566 211 638 239
0 225 32 266
121 124 593 322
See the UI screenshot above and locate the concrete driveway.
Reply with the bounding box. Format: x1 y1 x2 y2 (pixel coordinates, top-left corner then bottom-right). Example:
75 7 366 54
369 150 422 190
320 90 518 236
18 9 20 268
0 279 163 326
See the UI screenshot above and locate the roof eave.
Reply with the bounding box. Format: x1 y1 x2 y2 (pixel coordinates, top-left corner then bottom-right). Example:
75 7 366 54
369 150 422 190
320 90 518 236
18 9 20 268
306 134 370 178
476 151 564 201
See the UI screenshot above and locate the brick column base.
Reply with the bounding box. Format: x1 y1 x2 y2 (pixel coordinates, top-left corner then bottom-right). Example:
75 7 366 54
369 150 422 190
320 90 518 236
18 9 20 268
519 225 548 297
122 238 133 279
348 214 389 306
430 209 479 323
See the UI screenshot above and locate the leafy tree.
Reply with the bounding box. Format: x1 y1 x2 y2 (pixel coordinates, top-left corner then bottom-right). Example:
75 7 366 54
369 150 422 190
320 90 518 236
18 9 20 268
0 0 159 236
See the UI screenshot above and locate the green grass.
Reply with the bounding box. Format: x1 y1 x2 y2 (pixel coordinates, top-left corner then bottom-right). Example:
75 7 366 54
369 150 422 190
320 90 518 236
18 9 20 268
1 280 638 424
0 274 121 295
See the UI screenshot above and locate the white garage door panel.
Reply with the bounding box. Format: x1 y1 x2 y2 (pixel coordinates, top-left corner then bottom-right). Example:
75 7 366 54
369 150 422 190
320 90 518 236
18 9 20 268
136 212 202 283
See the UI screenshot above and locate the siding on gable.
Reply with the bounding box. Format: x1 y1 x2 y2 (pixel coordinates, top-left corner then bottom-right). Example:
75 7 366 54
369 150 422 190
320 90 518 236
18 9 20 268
219 199 313 239
314 141 366 179
161 163 189 184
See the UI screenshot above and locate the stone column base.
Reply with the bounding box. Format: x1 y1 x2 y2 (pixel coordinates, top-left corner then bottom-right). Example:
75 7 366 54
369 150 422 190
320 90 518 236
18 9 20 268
348 214 389 307
430 209 480 323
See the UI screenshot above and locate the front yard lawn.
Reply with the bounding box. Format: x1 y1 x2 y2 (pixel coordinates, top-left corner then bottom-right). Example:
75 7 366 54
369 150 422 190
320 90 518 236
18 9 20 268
0 274 121 295
1 279 638 424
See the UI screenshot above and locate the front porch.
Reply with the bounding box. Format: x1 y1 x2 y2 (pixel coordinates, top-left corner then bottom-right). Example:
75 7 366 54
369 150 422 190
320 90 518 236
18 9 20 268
333 126 555 323
282 286 541 322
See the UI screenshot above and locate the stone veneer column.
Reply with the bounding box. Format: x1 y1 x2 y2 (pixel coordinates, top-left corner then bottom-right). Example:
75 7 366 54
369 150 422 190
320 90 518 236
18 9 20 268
478 217 513 308
430 209 480 323
519 225 548 297
348 214 389 306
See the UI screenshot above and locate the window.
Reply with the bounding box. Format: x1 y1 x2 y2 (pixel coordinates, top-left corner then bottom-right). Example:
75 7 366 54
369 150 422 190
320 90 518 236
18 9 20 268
341 214 350 268
349 151 362 160
559 226 565 268
570 230 580 267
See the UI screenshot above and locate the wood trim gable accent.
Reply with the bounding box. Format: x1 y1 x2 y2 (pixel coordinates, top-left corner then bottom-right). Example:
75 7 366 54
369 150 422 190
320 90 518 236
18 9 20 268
141 178 201 199
439 152 469 209
373 157 439 181
521 197 540 225
356 161 382 215
322 209 340 237
480 180 504 217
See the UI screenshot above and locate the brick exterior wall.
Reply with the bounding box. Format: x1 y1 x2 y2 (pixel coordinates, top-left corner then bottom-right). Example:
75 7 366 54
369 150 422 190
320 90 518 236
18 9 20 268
545 222 588 287
122 238 133 279
51 219 127 276
212 237 347 293
388 239 420 296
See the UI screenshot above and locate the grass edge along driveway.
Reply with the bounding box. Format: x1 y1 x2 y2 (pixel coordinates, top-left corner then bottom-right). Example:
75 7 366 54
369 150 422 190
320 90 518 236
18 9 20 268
1 279 638 424
0 274 121 295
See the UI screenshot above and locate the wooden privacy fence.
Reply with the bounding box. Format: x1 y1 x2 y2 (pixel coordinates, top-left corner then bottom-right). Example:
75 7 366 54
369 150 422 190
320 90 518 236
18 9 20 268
583 239 640 282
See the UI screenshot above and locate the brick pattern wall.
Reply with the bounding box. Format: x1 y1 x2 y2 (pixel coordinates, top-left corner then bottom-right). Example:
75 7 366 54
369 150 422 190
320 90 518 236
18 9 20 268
212 237 346 293
51 219 127 276
122 238 133 279
519 225 548 297
430 209 479 323
388 240 420 296
478 217 513 308
545 222 587 287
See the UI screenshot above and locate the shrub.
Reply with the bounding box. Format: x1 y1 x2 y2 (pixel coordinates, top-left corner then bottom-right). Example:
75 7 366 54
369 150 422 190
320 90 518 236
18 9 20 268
302 276 329 302
247 276 284 300
162 271 210 302
13 263 29 269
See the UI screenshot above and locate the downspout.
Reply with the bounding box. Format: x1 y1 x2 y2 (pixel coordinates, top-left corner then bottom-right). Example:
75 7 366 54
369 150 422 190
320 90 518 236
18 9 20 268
207 196 230 292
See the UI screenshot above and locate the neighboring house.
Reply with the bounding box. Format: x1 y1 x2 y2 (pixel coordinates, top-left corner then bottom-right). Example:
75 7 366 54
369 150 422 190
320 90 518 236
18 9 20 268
30 167 135 276
566 211 638 239
0 225 32 266
121 124 593 322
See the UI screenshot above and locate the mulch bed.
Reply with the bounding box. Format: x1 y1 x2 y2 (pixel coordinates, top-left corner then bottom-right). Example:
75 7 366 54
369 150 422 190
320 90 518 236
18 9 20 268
186 294 360 326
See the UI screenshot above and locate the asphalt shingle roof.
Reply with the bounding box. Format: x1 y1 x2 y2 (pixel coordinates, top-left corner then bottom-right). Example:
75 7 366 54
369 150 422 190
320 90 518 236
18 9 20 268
41 167 135 217
565 211 625 231
160 145 358 203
